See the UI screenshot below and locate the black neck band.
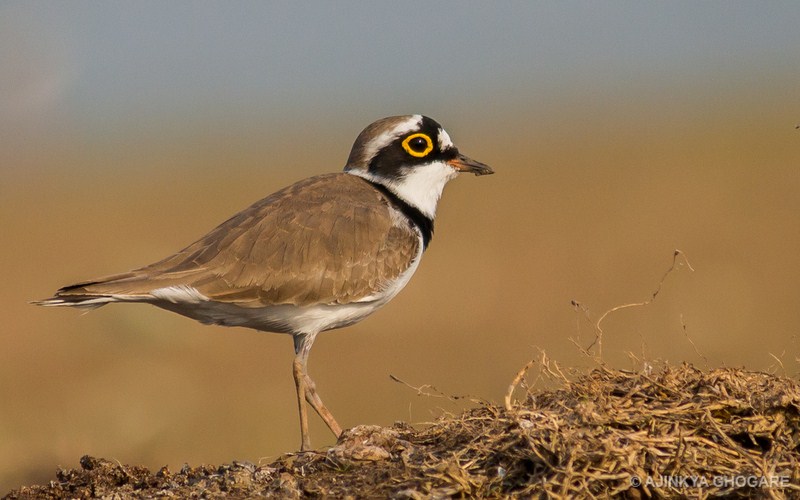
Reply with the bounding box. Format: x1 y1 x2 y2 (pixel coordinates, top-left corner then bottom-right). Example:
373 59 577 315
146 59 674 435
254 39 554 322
365 180 434 249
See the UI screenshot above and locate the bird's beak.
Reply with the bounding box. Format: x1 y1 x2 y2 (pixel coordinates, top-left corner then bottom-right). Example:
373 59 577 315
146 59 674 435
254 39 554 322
447 153 494 176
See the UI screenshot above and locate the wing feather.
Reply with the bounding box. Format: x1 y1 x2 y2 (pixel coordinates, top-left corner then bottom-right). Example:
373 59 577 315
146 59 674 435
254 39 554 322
50 173 420 307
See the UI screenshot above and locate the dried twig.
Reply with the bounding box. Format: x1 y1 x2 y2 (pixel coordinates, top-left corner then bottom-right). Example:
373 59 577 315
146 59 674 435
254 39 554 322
588 249 694 360
389 374 469 402
505 360 534 411
681 313 708 367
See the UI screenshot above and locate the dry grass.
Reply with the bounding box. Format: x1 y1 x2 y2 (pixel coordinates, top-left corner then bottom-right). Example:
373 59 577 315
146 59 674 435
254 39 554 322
7 363 799 499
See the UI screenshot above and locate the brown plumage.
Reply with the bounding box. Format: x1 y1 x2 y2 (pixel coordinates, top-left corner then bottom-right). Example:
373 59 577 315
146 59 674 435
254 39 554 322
46 173 419 310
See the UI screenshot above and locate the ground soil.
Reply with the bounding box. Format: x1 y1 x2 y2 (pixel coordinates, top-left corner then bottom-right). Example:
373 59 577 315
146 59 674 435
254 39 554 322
5 364 799 499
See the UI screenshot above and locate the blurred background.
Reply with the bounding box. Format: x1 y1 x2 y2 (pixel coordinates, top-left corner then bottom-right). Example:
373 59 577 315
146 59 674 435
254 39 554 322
2 1 800 490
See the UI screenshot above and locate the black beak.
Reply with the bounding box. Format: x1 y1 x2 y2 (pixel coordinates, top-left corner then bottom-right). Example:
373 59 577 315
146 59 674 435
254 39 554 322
447 153 494 176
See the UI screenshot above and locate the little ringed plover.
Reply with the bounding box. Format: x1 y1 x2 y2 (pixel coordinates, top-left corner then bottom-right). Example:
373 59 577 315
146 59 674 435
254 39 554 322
34 114 494 450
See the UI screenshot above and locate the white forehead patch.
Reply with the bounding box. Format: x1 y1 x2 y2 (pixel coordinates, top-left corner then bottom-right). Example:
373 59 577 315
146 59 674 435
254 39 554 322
437 127 454 150
363 115 423 164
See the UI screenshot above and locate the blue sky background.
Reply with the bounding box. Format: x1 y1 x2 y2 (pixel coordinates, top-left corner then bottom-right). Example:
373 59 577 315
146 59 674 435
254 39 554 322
3 2 799 155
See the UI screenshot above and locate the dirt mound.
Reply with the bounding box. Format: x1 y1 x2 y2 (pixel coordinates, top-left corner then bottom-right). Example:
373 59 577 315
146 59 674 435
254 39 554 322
6 365 799 498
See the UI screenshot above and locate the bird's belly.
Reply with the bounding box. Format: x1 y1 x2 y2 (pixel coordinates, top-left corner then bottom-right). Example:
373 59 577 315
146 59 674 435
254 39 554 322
155 299 388 335
151 237 423 335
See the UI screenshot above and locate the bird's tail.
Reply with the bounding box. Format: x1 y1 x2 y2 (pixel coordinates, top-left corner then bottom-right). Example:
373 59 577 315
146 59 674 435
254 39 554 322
31 272 148 310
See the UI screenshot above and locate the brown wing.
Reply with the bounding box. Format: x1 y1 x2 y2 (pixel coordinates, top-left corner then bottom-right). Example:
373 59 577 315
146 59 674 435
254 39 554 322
54 173 420 307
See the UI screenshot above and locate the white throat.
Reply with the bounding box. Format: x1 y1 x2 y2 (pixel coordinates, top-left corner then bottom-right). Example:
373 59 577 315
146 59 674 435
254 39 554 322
348 161 459 219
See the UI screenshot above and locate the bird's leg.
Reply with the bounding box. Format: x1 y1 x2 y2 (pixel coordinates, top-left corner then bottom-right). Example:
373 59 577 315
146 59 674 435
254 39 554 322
292 354 312 451
303 374 342 438
291 332 342 451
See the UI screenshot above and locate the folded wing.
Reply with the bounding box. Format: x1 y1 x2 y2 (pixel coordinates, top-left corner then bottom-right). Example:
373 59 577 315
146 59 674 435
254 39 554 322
35 173 420 308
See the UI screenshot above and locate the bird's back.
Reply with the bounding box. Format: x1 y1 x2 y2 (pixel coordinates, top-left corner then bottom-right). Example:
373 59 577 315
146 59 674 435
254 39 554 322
35 173 422 333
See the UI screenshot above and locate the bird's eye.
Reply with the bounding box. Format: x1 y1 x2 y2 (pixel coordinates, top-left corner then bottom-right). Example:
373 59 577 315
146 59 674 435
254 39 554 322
401 133 434 158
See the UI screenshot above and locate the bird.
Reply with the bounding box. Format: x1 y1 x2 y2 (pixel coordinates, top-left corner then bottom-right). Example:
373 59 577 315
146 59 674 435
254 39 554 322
33 114 494 450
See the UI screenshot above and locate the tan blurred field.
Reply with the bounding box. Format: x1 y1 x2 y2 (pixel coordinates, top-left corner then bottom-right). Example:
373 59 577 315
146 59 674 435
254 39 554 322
3 88 799 490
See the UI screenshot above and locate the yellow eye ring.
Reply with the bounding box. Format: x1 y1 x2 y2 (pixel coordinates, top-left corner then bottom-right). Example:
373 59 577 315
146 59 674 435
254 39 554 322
401 133 434 158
